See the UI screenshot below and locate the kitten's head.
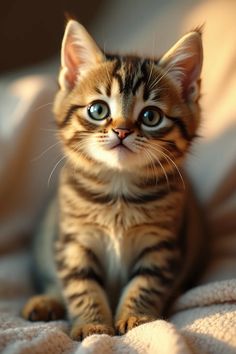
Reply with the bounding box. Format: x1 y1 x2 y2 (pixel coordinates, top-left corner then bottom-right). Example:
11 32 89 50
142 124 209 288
54 20 203 172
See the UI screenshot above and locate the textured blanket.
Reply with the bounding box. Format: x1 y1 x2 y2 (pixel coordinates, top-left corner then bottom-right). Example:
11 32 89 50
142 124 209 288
0 1 236 353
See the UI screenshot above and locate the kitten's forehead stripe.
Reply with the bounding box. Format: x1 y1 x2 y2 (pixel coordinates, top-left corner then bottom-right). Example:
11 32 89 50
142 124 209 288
123 58 140 96
107 57 155 119
132 76 145 96
151 92 161 102
105 80 111 97
112 58 123 93
107 55 153 99
140 61 151 101
94 86 102 95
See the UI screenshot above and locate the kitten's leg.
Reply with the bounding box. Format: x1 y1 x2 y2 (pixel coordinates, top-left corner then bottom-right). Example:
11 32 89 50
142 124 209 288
115 238 180 334
22 277 65 322
56 239 114 340
21 291 65 322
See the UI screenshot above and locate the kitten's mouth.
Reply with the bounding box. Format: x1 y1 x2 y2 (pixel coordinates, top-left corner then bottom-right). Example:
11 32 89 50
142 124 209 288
111 142 133 153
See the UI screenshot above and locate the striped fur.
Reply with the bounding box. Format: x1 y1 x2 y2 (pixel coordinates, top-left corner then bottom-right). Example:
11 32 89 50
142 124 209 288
22 21 204 340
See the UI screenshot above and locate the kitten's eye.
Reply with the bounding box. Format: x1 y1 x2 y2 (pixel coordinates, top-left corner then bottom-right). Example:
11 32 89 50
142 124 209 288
140 106 172 132
140 107 163 127
88 101 110 120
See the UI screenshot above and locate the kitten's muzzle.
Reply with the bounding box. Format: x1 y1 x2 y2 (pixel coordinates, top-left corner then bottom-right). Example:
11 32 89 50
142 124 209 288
112 128 133 140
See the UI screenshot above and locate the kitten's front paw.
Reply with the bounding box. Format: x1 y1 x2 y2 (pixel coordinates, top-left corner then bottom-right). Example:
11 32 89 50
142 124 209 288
70 322 115 341
115 315 155 335
21 295 65 322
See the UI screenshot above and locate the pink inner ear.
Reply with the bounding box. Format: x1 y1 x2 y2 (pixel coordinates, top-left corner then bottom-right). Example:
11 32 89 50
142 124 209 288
64 37 81 88
181 56 201 100
161 32 203 102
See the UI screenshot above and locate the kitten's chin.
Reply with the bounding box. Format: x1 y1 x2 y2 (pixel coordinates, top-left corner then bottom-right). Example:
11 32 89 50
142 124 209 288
111 145 133 157
104 147 135 171
87 145 141 171
110 146 134 170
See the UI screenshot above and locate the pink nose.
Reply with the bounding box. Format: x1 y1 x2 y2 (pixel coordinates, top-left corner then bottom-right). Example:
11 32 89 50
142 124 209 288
113 128 132 140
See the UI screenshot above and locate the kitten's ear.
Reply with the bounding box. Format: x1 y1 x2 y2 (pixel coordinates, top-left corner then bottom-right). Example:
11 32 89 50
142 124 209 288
59 20 104 90
159 31 203 102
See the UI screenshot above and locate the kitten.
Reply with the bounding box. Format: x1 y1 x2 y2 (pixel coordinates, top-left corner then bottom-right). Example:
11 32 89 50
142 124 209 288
22 20 204 340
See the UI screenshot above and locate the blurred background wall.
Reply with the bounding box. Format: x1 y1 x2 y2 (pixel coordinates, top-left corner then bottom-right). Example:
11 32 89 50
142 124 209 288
0 0 103 73
0 0 200 75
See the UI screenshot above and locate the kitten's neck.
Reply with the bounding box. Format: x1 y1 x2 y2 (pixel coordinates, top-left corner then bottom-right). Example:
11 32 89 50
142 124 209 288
66 161 171 201
72 162 139 190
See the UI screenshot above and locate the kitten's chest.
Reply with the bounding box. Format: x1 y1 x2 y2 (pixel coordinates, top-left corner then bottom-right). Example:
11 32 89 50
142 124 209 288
104 227 129 305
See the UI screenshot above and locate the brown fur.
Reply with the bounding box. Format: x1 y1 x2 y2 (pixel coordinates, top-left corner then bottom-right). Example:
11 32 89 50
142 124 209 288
22 21 204 340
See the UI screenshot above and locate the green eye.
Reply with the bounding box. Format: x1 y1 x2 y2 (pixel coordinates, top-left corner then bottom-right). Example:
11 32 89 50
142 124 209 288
88 101 110 120
141 107 163 127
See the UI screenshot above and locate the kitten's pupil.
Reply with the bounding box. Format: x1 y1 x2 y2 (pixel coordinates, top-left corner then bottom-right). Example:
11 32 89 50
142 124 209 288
145 111 154 121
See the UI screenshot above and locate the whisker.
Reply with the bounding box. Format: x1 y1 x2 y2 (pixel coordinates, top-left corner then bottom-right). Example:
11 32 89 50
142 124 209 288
149 62 177 91
153 142 178 160
149 145 185 189
153 147 174 177
48 155 67 187
146 60 155 87
148 148 170 189
31 141 61 162
142 147 159 186
33 102 54 113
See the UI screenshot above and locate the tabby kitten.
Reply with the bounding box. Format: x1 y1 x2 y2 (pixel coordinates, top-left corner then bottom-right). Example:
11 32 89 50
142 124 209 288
22 20 204 340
